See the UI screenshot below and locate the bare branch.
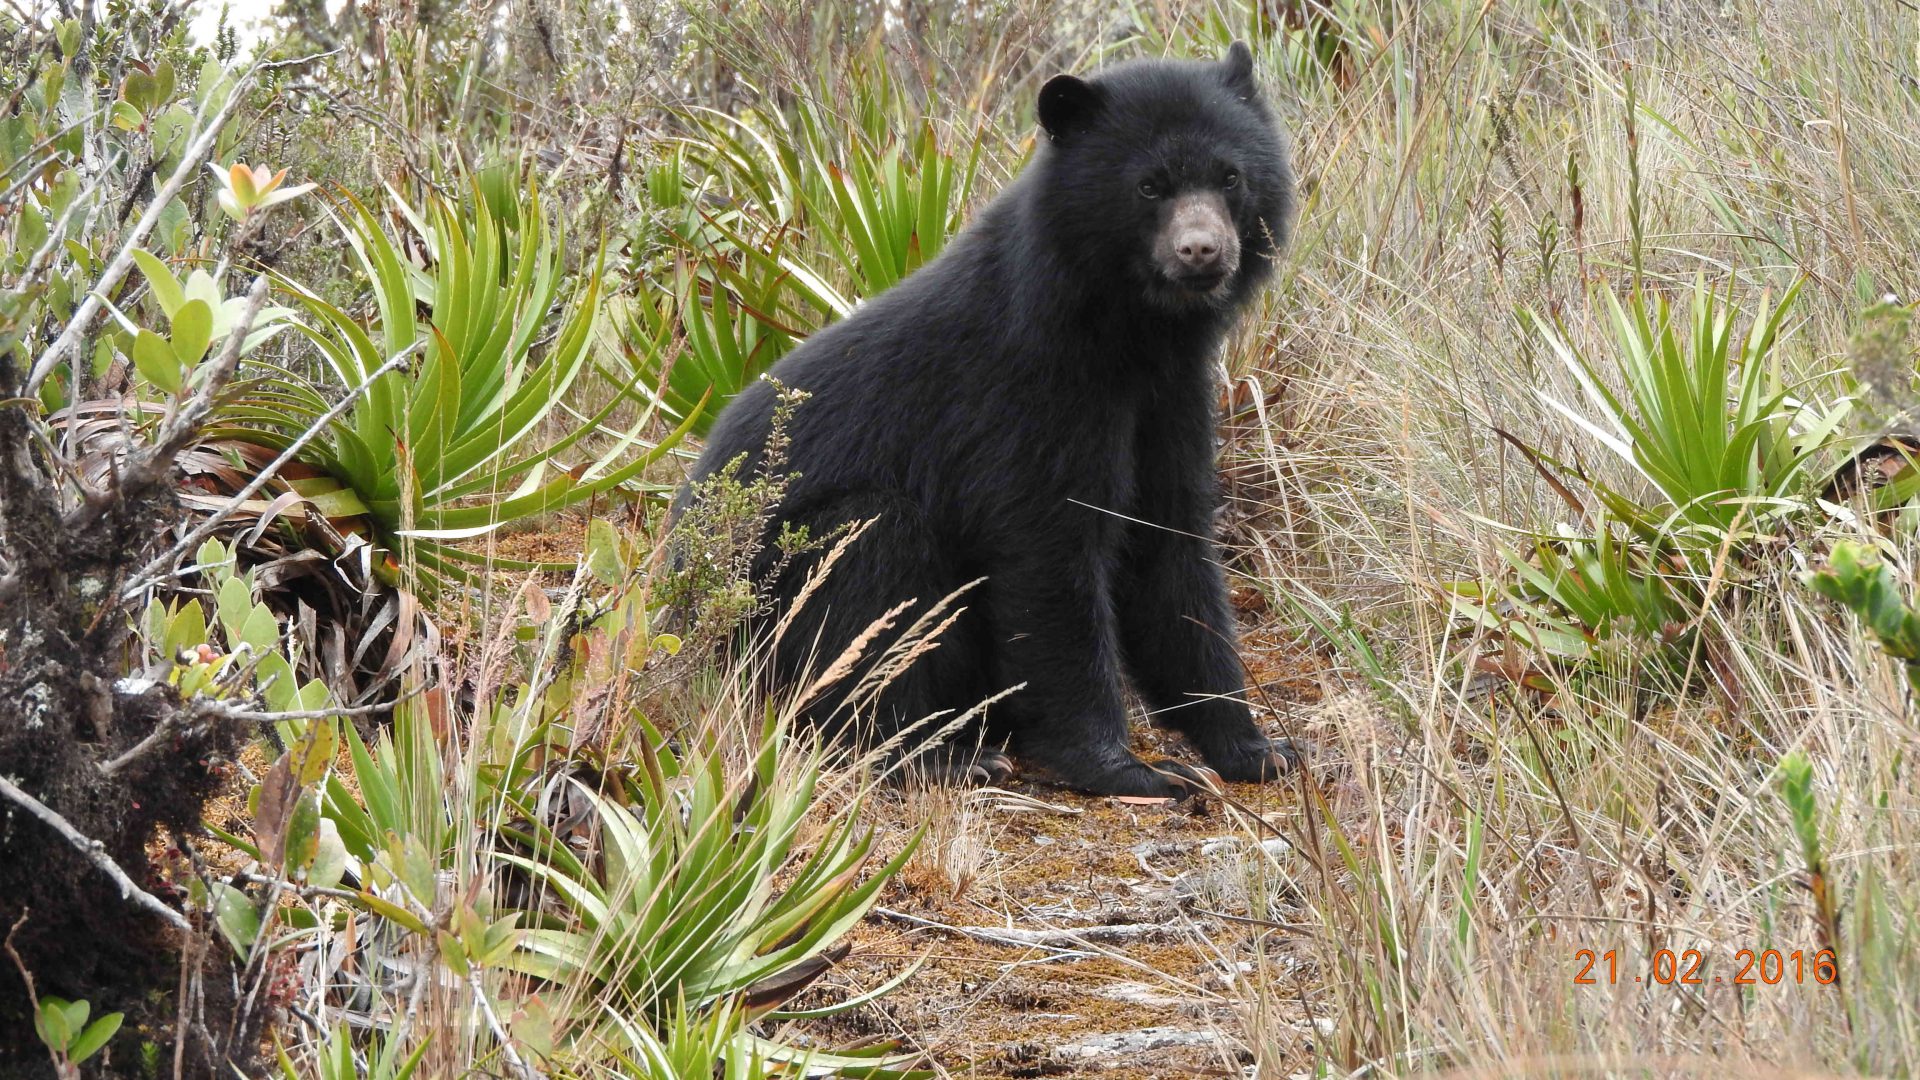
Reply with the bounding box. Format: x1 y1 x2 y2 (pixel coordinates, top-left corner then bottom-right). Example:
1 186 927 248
95 706 198 778
870 907 1094 957
99 692 407 778
3 913 65 1078
0 775 191 935
201 698 405 723
471 971 539 1080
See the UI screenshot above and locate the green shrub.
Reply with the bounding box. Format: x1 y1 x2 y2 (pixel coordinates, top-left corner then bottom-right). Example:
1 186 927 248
1804 540 1920 695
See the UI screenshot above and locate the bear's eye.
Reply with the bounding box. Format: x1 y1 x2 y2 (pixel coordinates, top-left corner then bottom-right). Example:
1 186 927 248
1223 170 1241 190
1138 180 1161 199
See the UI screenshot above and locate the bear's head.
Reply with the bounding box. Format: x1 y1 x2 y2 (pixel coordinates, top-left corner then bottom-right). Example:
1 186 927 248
1032 42 1294 316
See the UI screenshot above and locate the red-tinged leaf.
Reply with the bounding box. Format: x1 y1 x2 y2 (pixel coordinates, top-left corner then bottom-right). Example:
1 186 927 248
521 576 552 623
741 942 851 1015
424 685 449 741
254 753 298 867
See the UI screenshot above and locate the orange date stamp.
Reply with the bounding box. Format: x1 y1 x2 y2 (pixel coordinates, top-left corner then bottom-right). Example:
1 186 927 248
1574 948 1838 986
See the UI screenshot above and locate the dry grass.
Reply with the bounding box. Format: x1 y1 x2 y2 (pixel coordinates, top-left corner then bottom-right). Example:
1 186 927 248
1184 1 1920 1075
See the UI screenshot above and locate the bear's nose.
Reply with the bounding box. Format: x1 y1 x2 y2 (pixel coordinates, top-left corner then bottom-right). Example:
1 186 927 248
1176 232 1223 270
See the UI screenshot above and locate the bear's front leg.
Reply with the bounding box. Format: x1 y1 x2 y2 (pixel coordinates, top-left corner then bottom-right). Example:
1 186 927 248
1117 521 1298 783
986 548 1205 797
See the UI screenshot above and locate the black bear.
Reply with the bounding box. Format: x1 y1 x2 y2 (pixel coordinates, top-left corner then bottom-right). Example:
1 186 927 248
677 42 1296 796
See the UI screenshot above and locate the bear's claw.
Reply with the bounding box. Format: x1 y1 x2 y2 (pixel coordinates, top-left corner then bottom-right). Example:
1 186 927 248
1203 737 1304 783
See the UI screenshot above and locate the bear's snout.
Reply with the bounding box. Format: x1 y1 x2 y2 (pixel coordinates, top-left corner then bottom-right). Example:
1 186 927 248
1176 233 1220 265
1155 192 1240 290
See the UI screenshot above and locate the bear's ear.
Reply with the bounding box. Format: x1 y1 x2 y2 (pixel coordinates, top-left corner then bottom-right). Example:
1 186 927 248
1038 74 1104 144
1222 40 1258 98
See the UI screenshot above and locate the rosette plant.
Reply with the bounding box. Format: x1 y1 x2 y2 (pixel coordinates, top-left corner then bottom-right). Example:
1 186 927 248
224 177 699 589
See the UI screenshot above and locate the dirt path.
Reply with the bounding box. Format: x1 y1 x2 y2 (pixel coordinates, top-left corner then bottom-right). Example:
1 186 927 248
816 748 1315 1076
812 643 1330 1079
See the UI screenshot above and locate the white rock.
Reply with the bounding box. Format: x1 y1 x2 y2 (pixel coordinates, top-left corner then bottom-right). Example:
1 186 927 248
1052 1026 1220 1060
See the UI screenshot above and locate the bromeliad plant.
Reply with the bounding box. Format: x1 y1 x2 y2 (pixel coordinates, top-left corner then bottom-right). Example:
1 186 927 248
1450 522 1693 661
229 179 698 588
809 125 972 297
501 717 926 1076
610 252 804 438
606 1001 778 1080
1533 279 1841 539
611 78 982 434
684 96 979 307
1463 281 1849 662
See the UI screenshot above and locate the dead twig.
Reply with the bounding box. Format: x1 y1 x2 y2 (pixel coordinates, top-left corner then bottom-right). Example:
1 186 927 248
470 970 538 1080
3 912 65 1079
97 692 405 778
870 907 1097 957
0 776 190 935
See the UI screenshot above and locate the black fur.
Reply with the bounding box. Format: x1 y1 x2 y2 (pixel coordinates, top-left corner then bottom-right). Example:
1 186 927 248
677 43 1296 796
